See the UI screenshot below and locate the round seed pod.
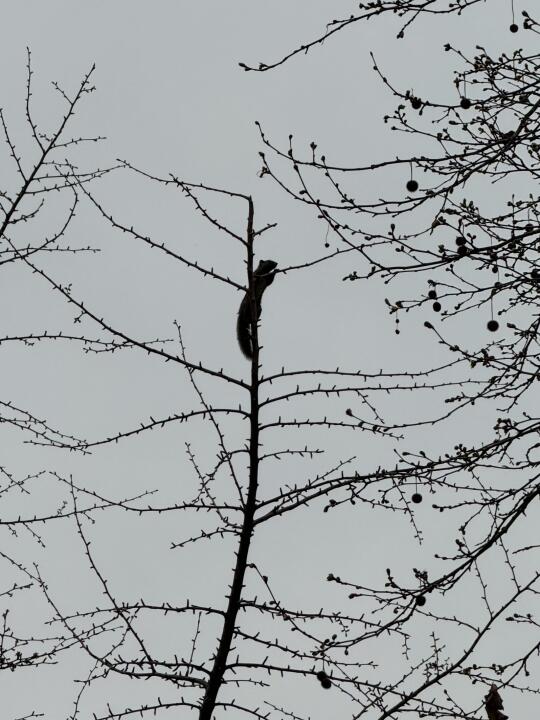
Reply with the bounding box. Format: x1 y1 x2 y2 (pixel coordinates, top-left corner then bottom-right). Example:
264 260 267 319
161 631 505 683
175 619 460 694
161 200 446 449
406 179 419 192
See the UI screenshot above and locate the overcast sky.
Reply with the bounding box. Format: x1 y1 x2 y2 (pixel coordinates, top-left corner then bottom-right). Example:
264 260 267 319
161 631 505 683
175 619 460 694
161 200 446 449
0 3 534 719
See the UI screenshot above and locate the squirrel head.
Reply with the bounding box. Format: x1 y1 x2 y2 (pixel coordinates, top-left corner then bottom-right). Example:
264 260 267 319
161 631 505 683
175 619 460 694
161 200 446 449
255 259 278 276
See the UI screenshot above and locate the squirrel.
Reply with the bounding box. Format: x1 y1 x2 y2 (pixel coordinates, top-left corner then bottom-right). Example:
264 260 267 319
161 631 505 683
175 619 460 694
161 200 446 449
237 259 278 359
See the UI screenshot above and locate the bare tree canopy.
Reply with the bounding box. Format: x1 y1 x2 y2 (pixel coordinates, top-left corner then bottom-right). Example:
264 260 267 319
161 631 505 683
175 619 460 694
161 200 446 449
0 5 539 720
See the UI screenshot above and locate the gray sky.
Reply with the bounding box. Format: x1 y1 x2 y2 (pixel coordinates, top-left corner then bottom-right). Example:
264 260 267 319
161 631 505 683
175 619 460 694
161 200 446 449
0 2 534 719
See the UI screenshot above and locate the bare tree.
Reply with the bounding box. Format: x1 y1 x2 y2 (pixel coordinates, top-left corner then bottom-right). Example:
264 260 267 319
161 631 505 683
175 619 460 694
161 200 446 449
5 10 540 720
0 80 482 718
24 166 422 719
0 51 124 720
242 5 540 719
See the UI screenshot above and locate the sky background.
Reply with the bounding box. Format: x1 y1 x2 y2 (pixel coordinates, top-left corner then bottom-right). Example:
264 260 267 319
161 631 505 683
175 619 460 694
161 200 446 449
0 2 535 719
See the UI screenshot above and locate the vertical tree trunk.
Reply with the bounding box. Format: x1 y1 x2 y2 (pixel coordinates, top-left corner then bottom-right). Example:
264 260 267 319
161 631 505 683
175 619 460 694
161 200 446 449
198 198 259 720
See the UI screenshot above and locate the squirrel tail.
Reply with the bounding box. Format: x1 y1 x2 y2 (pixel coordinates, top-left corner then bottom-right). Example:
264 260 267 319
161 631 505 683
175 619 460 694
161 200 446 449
236 298 252 359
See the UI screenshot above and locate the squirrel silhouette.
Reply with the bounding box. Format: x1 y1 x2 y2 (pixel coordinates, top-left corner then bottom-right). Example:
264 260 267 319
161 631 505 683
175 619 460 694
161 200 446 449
237 259 277 359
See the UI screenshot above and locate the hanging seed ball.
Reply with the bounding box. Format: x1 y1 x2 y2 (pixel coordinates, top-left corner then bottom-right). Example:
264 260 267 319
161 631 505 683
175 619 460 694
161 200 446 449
509 23 519 32
531 269 540 280
460 97 472 110
427 289 437 299
317 671 332 689
416 595 427 606
411 97 422 110
432 301 442 312
455 236 466 246
406 179 419 192
457 245 468 257
487 320 499 332
412 492 423 504
525 224 534 233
